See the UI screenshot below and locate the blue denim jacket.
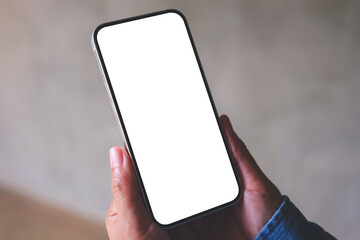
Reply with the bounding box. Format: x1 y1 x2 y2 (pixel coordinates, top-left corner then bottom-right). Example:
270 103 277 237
254 196 336 240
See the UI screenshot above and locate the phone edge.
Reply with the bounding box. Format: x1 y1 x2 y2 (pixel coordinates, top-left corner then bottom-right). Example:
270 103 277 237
91 9 242 228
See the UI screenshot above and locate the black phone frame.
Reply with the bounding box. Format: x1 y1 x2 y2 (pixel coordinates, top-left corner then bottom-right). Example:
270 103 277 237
92 9 242 228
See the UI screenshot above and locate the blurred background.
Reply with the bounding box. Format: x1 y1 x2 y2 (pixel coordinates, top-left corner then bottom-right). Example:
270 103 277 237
1 0 359 239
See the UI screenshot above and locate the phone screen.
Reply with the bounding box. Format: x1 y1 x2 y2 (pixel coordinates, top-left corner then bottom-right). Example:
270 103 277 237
93 10 240 226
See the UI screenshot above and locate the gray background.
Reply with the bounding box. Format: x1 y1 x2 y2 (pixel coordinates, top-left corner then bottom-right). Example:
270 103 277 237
1 0 359 239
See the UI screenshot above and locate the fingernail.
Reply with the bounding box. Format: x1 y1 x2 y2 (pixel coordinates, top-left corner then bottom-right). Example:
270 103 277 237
109 147 123 168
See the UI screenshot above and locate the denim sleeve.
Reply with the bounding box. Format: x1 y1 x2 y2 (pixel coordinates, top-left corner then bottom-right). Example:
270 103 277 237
254 196 336 240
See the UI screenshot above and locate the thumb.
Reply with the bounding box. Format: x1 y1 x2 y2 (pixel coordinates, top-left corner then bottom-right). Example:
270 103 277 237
109 146 162 239
219 115 268 191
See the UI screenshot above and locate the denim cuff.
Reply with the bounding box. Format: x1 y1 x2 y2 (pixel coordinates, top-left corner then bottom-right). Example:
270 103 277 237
254 196 336 240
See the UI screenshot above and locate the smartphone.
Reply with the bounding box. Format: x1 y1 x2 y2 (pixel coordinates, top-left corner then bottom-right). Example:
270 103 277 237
92 9 240 227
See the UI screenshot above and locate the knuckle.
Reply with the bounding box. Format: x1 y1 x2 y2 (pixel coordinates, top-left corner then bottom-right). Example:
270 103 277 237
232 145 244 159
232 138 249 158
111 176 124 194
111 175 130 202
105 209 116 223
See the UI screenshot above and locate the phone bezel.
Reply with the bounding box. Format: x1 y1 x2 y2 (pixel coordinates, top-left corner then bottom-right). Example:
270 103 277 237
92 9 242 228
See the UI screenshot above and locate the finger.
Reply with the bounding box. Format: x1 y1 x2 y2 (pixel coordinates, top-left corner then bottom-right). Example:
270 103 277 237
105 199 118 239
219 115 267 190
109 146 153 236
106 199 118 223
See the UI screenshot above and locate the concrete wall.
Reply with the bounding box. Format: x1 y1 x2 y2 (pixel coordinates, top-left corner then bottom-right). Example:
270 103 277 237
1 0 359 239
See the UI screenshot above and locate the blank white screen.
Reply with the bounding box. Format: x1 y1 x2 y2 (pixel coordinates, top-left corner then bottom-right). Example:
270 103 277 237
96 12 239 225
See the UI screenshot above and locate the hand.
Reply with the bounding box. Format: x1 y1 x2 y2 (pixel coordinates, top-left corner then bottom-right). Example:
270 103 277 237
105 115 282 240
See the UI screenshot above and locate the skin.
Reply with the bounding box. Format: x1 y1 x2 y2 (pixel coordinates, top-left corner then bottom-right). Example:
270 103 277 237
106 115 283 240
